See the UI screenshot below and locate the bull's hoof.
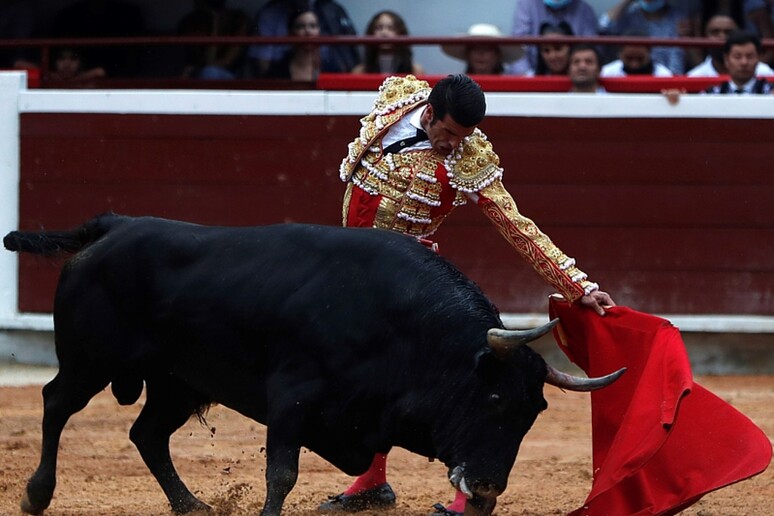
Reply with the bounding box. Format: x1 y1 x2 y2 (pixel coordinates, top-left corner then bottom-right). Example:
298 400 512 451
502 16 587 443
20 492 49 515
318 483 396 512
430 502 463 515
21 481 55 516
171 497 211 514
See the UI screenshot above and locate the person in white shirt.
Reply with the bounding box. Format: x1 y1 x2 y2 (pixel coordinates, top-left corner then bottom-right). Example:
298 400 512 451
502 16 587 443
687 14 774 77
704 30 773 94
568 44 607 93
601 41 674 76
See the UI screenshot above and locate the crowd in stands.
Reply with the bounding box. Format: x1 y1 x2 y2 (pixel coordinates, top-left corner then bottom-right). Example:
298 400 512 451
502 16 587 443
1 0 773 94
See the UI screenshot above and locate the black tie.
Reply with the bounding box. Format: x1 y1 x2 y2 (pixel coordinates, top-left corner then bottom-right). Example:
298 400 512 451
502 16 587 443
383 128 428 154
735 89 744 94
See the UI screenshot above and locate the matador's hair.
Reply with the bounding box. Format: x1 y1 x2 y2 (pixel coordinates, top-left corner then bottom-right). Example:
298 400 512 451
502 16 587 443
427 74 486 128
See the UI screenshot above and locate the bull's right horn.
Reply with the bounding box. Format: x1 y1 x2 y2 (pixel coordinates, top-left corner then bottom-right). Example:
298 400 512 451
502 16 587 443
487 318 559 359
546 364 626 392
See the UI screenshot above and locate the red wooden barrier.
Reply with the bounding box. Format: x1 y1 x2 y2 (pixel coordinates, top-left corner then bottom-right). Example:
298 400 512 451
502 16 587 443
17 111 774 316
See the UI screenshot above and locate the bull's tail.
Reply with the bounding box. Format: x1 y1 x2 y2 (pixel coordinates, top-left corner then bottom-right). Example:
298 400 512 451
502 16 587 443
3 213 124 256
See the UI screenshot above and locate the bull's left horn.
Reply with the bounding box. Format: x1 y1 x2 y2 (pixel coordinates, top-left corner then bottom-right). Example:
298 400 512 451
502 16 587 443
546 365 626 392
487 318 559 358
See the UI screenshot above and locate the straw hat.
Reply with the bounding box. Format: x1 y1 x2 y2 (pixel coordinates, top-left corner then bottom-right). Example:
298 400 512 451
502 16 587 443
441 23 524 63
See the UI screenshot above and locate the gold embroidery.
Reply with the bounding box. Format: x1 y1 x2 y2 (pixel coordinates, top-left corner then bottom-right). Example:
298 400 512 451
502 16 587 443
342 182 354 226
351 150 447 238
478 180 595 302
448 130 504 193
340 76 432 183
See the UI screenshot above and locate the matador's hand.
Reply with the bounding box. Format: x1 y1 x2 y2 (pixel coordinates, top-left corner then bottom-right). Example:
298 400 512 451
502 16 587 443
580 290 616 316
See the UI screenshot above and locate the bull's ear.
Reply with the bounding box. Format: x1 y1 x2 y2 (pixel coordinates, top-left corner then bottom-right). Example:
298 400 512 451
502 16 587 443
473 348 502 378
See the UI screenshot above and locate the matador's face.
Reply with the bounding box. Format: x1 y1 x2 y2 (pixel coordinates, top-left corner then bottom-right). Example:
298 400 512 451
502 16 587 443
421 105 476 156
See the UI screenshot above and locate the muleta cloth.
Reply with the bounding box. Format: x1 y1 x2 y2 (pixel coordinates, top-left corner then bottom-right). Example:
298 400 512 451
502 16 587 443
441 23 524 63
548 296 772 515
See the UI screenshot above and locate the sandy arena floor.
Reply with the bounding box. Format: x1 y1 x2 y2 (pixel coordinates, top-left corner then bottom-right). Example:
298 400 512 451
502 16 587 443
0 369 771 515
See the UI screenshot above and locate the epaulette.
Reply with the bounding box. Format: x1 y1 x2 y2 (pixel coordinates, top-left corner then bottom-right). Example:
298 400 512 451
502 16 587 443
372 75 431 119
445 129 504 193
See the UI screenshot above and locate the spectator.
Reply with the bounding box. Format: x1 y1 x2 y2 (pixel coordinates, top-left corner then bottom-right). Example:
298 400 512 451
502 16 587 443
687 14 774 76
441 23 523 75
177 0 250 80
351 11 424 74
601 31 674 76
246 0 358 77
568 44 605 93
599 0 691 74
532 21 574 75
508 0 599 75
48 47 106 81
664 28 772 103
684 1 774 66
704 30 773 93
47 0 146 77
264 6 337 81
0 0 38 70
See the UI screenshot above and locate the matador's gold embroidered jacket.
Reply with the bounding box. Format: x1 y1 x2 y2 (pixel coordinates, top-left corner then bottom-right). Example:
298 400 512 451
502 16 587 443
339 75 597 302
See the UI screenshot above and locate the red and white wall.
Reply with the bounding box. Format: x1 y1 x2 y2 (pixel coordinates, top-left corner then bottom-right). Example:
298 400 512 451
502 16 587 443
1 71 774 333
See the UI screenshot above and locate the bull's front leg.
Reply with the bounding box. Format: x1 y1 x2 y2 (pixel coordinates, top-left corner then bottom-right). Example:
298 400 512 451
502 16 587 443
261 426 301 516
464 496 497 516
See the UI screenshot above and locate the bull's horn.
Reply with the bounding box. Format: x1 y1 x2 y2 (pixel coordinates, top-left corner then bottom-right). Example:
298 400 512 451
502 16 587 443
487 318 559 358
546 364 626 392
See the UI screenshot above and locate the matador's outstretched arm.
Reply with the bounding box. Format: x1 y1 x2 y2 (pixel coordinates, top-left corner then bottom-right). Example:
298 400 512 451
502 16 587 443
473 180 599 303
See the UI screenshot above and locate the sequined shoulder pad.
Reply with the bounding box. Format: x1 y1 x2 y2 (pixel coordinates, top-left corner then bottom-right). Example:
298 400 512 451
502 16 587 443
372 75 431 116
447 130 503 193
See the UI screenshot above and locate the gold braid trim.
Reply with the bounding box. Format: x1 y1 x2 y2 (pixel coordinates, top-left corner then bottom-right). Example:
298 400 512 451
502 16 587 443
339 75 431 183
447 130 503 193
478 180 596 302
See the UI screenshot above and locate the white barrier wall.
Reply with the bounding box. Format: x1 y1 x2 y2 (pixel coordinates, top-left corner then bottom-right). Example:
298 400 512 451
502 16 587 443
0 73 23 328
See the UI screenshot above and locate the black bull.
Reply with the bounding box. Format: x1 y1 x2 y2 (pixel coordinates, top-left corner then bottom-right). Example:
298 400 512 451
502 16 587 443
4 214 624 516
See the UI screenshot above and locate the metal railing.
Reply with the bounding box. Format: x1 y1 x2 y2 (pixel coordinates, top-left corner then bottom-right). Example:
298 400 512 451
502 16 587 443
2 34 772 87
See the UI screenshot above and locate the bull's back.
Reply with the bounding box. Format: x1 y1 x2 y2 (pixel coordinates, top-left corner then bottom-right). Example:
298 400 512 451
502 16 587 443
56 218 498 384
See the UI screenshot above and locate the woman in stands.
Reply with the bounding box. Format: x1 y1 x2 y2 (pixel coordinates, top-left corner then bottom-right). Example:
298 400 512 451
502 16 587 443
265 6 338 81
533 21 574 76
351 10 424 75
441 23 523 75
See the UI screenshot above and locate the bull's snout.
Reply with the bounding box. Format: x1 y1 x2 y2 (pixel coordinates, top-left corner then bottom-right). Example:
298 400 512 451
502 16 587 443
468 479 502 499
449 465 504 499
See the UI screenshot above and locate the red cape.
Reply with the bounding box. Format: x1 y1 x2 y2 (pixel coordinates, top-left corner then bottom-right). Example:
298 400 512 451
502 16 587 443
548 297 772 515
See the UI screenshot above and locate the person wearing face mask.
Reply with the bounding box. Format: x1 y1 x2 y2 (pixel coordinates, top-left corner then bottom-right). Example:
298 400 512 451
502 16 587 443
507 0 599 75
687 14 774 76
599 0 692 74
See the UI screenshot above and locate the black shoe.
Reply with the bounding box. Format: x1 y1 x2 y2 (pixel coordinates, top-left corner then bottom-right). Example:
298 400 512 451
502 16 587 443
318 483 396 512
429 502 463 516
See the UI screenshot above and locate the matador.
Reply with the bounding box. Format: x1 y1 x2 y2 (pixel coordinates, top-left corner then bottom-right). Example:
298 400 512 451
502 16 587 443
325 74 614 516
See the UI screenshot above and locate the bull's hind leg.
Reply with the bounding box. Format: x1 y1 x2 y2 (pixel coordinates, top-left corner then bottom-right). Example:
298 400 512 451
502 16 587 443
21 370 109 515
261 426 301 516
129 374 210 514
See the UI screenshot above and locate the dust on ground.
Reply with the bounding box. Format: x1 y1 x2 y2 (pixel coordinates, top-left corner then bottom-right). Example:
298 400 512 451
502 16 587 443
0 370 772 515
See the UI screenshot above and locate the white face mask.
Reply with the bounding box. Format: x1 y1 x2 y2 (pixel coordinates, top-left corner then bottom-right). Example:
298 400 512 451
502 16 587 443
544 0 573 9
638 0 666 13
